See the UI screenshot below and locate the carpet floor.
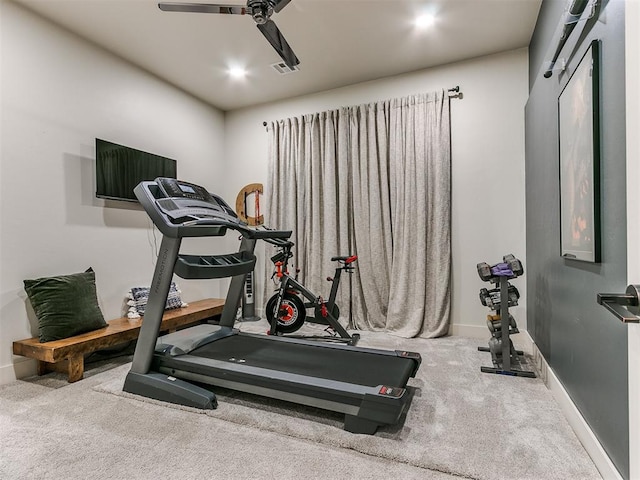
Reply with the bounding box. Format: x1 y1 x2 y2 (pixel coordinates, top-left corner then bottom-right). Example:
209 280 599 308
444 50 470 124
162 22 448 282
0 325 601 480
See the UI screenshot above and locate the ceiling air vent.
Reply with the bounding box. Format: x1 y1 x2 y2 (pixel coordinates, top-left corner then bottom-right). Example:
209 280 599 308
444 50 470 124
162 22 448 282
271 61 300 75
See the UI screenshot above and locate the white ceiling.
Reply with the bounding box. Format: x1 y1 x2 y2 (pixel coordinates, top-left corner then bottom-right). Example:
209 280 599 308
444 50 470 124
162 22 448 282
12 0 542 111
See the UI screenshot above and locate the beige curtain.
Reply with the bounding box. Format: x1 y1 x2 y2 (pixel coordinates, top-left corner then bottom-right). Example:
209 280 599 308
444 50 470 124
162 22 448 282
266 91 450 338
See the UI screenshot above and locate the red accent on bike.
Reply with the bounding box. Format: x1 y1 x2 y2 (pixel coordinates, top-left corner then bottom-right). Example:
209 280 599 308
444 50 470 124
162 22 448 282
346 255 358 264
321 303 328 317
275 261 284 279
279 304 295 323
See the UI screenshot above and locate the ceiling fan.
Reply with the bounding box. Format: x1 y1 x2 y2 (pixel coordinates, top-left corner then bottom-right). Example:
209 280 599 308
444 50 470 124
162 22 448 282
158 0 300 69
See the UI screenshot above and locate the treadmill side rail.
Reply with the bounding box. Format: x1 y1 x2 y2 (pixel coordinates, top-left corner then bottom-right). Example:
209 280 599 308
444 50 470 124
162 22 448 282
396 350 422 377
124 371 217 409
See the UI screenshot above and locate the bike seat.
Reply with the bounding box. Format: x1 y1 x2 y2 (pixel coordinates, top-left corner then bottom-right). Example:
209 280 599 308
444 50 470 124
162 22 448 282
331 255 357 264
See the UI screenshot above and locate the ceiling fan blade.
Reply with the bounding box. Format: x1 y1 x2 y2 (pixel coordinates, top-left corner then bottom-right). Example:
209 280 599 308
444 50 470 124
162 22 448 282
256 19 299 68
272 0 291 13
158 2 247 15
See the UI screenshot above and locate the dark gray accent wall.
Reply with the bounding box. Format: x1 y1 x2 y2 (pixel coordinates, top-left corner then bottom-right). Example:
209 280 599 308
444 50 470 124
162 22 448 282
526 0 628 478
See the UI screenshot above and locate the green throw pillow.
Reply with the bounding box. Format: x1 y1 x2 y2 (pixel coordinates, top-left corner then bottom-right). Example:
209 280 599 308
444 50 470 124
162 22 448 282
24 268 107 342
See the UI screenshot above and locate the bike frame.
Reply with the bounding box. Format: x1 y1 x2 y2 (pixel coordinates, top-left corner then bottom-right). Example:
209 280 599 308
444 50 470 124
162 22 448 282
271 269 351 339
268 240 356 343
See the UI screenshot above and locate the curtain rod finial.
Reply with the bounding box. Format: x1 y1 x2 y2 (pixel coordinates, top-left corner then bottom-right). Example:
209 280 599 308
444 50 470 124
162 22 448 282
448 86 463 99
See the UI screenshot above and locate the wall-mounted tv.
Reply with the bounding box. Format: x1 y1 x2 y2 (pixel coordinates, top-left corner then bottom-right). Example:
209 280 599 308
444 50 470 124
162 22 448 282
95 138 177 202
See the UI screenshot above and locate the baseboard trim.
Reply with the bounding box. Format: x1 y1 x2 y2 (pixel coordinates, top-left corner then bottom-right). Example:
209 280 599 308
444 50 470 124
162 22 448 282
531 340 622 480
0 358 37 385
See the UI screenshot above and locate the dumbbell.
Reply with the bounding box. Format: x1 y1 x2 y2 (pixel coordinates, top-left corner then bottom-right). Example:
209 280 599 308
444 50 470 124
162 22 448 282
479 287 499 309
477 262 493 282
477 255 525 283
479 285 520 310
479 287 502 309
488 337 516 361
479 288 490 307
503 254 524 277
488 337 503 362
508 284 520 304
486 313 519 336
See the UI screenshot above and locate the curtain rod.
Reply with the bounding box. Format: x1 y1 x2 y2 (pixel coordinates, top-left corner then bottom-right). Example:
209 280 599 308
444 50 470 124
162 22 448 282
263 86 463 126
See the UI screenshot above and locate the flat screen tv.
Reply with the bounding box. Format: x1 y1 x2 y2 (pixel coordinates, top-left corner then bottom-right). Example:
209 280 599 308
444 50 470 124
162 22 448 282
95 138 177 202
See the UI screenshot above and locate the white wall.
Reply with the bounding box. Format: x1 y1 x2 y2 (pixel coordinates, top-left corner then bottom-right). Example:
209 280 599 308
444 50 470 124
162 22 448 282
223 48 529 337
0 1 226 383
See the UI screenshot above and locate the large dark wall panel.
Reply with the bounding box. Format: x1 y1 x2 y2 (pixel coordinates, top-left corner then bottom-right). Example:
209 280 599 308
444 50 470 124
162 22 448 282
526 0 628 478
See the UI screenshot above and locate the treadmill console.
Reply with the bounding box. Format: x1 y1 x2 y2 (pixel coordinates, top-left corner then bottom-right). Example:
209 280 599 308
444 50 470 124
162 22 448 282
157 178 215 203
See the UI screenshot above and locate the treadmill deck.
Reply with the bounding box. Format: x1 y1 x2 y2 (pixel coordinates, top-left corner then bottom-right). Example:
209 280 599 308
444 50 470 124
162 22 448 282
160 332 417 388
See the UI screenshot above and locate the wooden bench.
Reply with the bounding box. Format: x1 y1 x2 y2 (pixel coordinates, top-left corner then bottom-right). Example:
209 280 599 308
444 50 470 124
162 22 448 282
13 298 225 383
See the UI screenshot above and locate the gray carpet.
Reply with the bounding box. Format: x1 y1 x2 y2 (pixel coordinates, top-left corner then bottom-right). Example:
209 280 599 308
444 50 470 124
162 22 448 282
0 327 601 480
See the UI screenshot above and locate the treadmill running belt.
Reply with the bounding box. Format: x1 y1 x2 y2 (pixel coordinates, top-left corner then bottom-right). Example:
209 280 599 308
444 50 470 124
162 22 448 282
190 334 415 387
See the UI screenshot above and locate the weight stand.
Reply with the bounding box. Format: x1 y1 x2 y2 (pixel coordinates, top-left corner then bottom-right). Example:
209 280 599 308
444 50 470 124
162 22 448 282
477 260 535 378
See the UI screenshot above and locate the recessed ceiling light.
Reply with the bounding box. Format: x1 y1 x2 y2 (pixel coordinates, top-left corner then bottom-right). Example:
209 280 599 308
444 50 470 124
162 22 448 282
228 67 247 79
415 13 435 29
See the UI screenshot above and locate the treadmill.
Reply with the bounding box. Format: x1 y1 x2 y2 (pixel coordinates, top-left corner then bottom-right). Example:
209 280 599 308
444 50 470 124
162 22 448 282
123 178 421 434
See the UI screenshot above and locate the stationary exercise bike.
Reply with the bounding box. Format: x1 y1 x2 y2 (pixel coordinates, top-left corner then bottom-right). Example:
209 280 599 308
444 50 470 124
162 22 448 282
264 238 360 345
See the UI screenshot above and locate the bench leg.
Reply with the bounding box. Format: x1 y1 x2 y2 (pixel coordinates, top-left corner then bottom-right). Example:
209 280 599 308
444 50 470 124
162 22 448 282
67 354 84 383
37 360 49 376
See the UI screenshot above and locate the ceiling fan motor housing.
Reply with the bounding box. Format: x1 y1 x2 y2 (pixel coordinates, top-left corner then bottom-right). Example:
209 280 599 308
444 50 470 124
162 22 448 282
247 0 274 24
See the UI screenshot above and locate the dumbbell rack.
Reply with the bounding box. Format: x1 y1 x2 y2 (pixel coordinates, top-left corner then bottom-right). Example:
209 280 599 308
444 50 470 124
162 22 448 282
477 256 535 378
